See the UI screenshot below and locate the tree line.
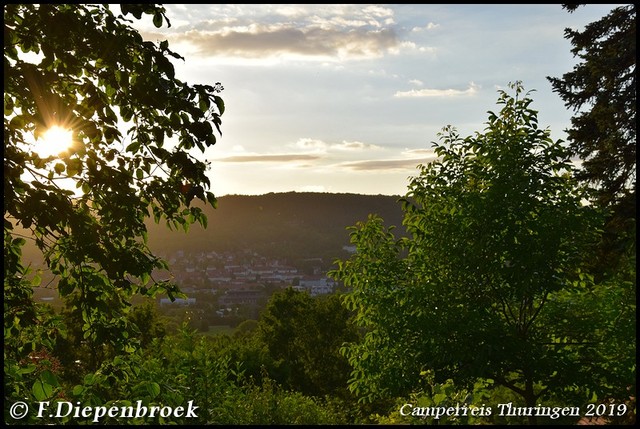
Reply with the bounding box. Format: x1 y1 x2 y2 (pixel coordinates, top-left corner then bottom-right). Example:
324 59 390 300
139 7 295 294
145 191 406 264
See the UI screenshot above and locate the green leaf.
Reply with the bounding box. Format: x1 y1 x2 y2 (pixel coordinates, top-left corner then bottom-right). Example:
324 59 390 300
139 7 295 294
12 237 26 247
147 381 160 398
18 364 37 375
65 158 83 177
54 162 65 174
32 378 54 401
433 393 447 405
153 12 163 28
126 141 141 153
58 278 74 296
30 273 42 286
213 95 225 115
40 370 59 387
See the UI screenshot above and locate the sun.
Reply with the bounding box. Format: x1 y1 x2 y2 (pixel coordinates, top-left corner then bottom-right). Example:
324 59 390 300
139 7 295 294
37 125 74 157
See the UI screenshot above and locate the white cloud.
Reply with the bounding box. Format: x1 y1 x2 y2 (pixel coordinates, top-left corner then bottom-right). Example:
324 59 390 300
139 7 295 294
142 4 403 62
401 148 437 157
291 138 328 152
339 158 427 172
411 22 440 32
334 140 382 151
291 138 382 153
214 154 323 163
388 41 437 56
395 82 480 98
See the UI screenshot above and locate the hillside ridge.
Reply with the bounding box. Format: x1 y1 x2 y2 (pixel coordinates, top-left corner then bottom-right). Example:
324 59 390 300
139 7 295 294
146 191 406 263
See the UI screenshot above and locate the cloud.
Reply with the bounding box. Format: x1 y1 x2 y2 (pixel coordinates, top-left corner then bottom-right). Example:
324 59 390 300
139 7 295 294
215 154 322 163
402 148 437 157
335 140 382 151
144 5 402 61
338 147 438 171
411 22 440 32
395 82 480 98
387 41 437 56
292 138 382 152
171 27 398 60
339 158 432 171
291 138 328 152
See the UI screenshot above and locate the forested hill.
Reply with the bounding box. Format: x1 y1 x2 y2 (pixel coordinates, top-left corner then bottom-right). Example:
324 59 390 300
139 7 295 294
146 192 406 264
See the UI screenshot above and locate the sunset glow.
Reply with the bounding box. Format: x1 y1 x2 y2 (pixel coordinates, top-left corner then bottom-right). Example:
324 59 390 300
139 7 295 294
37 125 73 157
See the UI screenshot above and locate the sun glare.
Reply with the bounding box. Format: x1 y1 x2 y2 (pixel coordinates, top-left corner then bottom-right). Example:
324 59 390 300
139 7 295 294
37 125 74 157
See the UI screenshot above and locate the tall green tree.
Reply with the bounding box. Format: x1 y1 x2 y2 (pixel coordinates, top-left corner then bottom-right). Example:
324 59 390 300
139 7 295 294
330 83 632 424
547 4 636 277
256 288 359 399
4 3 224 410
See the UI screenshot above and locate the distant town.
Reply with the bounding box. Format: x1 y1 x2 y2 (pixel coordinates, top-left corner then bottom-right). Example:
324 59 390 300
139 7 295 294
156 247 351 322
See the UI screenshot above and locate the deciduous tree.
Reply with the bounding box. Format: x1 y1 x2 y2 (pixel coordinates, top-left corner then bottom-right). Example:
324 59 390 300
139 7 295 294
4 3 224 410
256 288 359 399
330 83 632 424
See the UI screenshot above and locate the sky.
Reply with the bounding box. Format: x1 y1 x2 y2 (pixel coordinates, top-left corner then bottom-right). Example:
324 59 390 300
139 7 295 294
129 4 619 197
